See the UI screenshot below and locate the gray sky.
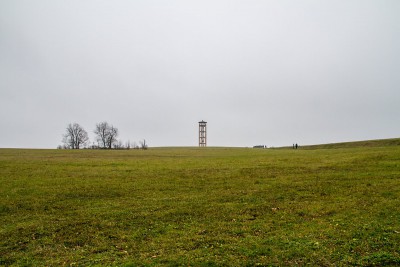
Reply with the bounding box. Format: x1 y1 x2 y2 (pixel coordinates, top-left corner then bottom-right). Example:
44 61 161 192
1 0 399 148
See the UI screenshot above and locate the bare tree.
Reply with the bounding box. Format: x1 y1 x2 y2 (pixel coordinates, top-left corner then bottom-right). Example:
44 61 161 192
106 126 118 149
113 140 124 149
94 122 119 149
62 123 89 149
139 139 148 150
94 122 108 148
125 140 131 150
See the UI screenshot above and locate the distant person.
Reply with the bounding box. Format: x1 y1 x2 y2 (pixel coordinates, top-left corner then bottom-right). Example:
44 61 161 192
293 144 295 149
295 143 298 149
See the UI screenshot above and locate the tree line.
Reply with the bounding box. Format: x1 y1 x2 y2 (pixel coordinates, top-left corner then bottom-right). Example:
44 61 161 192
59 122 147 150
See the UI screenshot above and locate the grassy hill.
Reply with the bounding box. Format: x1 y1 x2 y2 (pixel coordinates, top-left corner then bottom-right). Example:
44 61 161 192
300 138 400 150
1 140 400 266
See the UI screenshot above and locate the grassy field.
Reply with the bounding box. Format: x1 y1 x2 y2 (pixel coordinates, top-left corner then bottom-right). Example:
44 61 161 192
1 140 400 266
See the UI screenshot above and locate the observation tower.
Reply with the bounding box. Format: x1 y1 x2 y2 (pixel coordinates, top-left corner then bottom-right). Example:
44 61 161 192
198 120 207 147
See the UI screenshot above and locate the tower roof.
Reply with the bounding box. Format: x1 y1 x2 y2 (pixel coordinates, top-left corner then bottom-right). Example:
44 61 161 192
199 120 207 123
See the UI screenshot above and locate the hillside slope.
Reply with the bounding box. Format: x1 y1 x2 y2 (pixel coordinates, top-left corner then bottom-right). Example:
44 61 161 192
299 138 400 150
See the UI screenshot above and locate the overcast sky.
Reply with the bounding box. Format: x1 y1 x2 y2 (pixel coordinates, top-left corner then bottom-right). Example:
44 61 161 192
1 0 399 148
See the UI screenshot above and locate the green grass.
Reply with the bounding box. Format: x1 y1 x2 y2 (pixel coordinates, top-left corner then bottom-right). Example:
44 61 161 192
300 138 400 150
1 140 400 266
